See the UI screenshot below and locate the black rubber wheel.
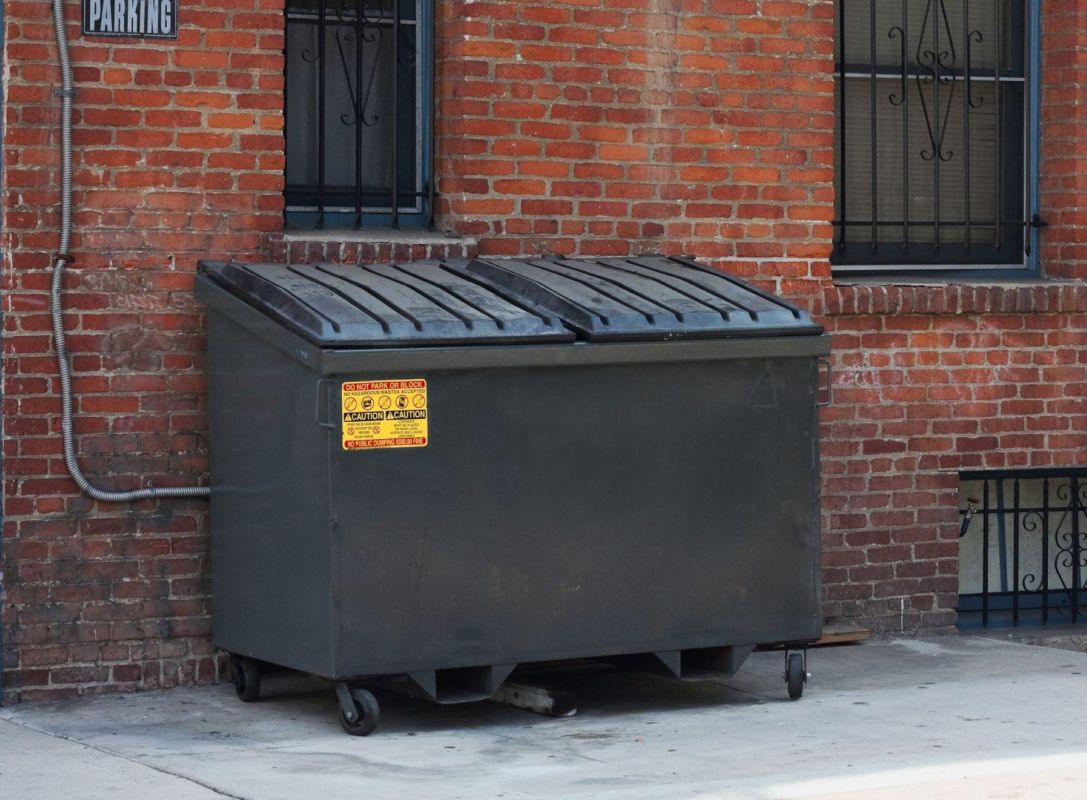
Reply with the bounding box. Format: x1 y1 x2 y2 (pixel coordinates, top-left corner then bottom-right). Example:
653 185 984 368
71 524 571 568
231 655 261 702
339 688 381 736
786 653 805 700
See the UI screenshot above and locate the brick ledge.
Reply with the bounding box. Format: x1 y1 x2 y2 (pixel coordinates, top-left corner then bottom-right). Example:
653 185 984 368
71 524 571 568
266 229 478 265
825 281 1087 316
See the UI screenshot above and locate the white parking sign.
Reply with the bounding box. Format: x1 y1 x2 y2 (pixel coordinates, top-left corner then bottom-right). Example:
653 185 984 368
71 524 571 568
82 0 177 39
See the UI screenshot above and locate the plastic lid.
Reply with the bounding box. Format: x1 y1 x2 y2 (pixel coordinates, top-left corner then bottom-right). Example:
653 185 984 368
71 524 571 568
449 256 823 341
198 261 575 347
198 256 822 347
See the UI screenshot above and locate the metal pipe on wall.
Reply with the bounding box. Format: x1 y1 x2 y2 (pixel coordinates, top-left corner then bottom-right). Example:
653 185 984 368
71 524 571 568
50 0 209 502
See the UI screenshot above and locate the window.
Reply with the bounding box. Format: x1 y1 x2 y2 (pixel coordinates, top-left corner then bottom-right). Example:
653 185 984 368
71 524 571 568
833 1 1039 272
284 0 433 229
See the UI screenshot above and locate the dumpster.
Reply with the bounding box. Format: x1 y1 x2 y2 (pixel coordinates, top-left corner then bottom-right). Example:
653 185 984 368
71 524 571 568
195 256 831 735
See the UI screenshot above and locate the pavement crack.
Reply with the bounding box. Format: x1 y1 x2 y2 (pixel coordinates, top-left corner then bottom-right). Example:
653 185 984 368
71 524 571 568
0 719 247 800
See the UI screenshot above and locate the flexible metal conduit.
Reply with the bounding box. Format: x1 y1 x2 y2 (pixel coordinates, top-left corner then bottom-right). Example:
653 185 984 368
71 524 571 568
50 0 209 501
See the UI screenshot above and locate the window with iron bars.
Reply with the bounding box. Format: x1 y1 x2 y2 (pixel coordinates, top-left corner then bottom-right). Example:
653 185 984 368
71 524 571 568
284 0 434 230
833 1 1040 272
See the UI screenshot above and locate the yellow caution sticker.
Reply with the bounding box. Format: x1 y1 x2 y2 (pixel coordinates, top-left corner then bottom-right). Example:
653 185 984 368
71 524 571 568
341 379 428 450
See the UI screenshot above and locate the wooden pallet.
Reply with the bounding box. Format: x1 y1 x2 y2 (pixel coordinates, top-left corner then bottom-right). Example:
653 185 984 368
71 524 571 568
756 623 872 651
815 623 871 646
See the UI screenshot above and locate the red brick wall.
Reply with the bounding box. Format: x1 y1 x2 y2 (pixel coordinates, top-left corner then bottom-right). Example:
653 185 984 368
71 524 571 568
820 285 1087 631
434 0 836 297
3 0 1086 701
1040 0 1087 280
814 0 1087 632
1 0 285 701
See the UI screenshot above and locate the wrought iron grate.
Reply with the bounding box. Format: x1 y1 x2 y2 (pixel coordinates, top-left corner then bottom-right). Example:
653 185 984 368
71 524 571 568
833 0 1039 269
958 468 1087 629
285 0 433 229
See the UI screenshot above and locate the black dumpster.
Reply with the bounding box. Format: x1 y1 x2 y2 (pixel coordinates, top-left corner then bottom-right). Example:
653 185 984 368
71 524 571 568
195 256 831 734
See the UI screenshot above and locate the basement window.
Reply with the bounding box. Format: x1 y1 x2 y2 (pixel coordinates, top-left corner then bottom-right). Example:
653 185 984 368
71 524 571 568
958 468 1087 629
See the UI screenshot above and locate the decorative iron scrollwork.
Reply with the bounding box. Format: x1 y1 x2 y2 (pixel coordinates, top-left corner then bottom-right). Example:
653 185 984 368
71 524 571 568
966 28 985 109
884 0 987 162
1018 510 1046 592
338 1 385 128
962 471 1087 627
1051 481 1087 618
888 25 907 106
913 0 956 161
295 1 415 130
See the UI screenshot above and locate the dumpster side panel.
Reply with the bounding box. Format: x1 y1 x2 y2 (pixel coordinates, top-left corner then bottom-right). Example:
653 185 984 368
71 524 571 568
207 313 336 675
330 353 821 677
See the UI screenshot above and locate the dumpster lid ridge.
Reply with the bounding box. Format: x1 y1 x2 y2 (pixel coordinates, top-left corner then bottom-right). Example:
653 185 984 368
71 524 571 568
243 263 347 333
553 258 703 322
638 258 773 319
304 264 427 333
526 258 668 323
377 263 501 331
423 261 571 329
619 257 756 318
594 258 735 321
290 264 397 333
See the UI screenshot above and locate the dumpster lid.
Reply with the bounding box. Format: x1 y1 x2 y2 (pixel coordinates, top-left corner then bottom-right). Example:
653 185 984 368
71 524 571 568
197 260 575 347
447 256 823 341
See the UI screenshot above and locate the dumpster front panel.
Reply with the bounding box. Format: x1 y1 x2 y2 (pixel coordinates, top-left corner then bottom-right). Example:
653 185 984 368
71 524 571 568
206 312 337 676
329 354 821 677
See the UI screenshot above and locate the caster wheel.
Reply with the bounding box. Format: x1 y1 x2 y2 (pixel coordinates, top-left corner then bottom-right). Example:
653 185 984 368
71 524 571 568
786 652 805 700
231 655 261 702
339 688 381 736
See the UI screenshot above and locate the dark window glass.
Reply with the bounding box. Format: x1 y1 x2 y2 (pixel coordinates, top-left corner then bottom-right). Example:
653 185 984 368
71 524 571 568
285 0 430 229
833 1 1033 270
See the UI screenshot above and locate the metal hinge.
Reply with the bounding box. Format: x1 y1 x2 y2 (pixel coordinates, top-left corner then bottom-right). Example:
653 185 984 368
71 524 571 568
1024 215 1047 257
315 379 338 430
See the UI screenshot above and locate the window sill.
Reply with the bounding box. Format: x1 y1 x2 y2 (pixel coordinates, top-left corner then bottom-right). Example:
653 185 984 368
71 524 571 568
266 229 478 265
824 279 1087 316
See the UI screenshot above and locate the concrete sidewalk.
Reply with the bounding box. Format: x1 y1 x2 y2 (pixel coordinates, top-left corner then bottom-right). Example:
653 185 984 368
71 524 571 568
2 635 1086 799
